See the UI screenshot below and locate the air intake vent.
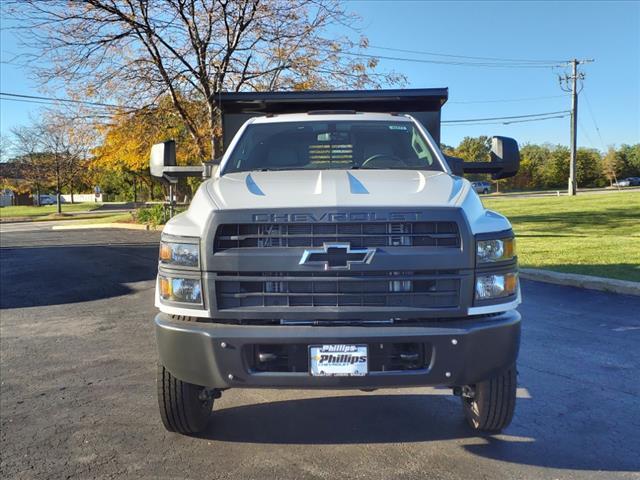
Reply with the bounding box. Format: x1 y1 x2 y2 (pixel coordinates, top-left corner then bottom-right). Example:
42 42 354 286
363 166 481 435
215 271 461 310
215 222 460 251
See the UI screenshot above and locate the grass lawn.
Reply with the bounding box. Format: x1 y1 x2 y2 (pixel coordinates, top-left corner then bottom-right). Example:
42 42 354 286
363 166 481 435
484 192 640 283
70 213 133 225
0 203 102 219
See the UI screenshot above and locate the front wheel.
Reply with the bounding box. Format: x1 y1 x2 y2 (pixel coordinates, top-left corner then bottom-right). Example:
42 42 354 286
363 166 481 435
483 189 489 194
157 364 213 434
462 364 517 432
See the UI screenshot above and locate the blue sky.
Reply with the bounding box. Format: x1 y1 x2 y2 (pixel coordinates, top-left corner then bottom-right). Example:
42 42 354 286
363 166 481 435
1 0 638 150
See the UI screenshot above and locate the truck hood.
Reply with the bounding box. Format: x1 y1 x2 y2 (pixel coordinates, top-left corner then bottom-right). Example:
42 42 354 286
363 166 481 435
206 170 468 209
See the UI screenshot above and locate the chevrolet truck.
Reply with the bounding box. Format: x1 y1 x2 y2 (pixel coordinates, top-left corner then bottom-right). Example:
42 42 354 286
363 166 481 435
150 89 521 435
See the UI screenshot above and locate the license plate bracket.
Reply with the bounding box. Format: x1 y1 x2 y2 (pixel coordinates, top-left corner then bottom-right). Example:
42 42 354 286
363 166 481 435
309 344 368 376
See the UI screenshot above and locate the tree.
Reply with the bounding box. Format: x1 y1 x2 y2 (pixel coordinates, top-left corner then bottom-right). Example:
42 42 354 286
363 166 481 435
602 146 623 186
539 145 570 189
576 148 604 188
7 0 403 163
9 120 88 213
454 136 492 163
0 134 9 163
10 126 52 205
507 144 550 190
41 120 90 212
617 144 640 178
92 96 205 201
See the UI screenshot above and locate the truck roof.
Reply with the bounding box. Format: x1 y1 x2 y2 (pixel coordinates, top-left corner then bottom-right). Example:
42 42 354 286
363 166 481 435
249 111 414 124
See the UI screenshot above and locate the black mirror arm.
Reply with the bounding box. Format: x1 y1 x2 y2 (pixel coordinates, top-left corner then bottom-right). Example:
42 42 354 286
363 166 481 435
461 162 504 174
444 155 465 177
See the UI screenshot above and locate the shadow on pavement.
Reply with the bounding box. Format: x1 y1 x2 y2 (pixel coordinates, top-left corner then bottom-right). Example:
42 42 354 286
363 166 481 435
200 394 638 473
0 244 158 308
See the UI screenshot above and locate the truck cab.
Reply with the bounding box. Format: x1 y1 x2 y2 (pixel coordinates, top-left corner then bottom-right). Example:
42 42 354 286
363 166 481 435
151 89 521 435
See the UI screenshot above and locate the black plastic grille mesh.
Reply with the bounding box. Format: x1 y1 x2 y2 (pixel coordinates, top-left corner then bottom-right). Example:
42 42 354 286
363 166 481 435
215 222 460 250
216 271 460 309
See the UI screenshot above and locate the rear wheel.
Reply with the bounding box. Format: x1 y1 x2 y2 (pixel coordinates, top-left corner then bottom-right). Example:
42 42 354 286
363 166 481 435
483 188 489 194
462 364 517 432
157 364 213 434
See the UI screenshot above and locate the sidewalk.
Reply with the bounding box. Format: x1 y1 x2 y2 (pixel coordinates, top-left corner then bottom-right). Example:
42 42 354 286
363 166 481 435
520 268 639 296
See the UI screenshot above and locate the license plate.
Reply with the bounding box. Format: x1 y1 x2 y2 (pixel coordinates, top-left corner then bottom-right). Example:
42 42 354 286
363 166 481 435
309 344 368 376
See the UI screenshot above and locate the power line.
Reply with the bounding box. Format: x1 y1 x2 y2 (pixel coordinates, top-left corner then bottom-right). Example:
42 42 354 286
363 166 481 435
448 94 569 104
323 48 564 68
577 118 596 148
442 114 570 127
0 92 126 109
367 45 568 64
582 88 606 149
442 110 570 123
0 91 575 131
0 96 68 107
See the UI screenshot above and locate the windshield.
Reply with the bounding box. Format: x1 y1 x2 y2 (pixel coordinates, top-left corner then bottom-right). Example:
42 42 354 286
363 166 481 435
222 120 442 173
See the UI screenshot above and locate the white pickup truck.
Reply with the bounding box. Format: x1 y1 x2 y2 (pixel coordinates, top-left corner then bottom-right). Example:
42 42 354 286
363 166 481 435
150 89 521 435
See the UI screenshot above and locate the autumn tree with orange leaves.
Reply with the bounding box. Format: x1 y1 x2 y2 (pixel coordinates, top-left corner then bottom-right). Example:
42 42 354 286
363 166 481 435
6 0 403 168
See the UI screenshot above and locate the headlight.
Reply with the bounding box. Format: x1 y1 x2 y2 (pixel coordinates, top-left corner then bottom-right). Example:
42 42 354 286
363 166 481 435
159 275 202 304
476 237 515 263
159 240 199 267
475 272 518 300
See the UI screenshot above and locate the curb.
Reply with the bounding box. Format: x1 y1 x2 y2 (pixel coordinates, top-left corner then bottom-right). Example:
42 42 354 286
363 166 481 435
51 223 163 232
520 268 640 297
1 212 132 224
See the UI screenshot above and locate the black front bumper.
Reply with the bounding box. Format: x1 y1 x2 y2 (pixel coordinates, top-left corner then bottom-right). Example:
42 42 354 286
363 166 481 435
155 311 520 389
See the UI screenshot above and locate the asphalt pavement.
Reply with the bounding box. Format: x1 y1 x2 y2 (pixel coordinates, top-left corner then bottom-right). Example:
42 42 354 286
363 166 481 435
1 228 639 480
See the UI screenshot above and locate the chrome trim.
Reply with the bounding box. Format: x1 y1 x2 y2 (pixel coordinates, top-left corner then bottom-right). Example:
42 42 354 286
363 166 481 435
155 278 211 318
298 242 376 270
467 285 521 315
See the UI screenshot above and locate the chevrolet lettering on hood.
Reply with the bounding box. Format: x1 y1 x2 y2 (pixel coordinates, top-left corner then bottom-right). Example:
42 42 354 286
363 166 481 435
252 211 421 223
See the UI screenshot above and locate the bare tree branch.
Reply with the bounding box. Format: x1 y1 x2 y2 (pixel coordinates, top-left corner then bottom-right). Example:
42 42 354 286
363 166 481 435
3 0 405 162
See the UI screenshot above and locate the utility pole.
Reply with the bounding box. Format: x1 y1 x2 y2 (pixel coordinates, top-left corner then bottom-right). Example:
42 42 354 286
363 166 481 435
559 58 594 196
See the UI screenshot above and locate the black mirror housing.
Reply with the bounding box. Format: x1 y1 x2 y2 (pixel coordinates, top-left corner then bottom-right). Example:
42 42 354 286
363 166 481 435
150 140 176 178
489 136 520 179
457 136 520 179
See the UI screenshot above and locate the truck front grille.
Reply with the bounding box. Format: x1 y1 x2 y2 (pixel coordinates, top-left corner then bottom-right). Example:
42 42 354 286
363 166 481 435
214 222 460 250
215 271 460 310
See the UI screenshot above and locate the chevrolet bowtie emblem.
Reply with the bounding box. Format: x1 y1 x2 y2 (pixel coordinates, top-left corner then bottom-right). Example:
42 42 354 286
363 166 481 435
299 243 376 270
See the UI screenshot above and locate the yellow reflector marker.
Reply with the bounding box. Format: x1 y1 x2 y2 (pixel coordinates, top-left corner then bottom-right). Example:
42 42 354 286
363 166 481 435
159 276 172 299
504 238 516 259
159 243 173 262
505 272 518 295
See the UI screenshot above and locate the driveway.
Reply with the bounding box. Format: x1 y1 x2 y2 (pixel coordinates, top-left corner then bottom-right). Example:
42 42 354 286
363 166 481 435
1 229 639 479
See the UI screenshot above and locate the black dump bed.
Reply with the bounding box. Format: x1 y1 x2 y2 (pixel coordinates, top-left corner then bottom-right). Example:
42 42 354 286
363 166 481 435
217 88 448 151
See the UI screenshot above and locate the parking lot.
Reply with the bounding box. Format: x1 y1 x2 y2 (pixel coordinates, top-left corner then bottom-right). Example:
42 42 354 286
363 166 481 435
1 227 639 479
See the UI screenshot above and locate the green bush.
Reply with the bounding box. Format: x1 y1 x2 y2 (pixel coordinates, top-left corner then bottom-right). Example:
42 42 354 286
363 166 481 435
135 205 166 226
134 204 186 226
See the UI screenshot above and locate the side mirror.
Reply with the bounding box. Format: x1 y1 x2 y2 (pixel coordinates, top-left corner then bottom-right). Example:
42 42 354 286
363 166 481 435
459 136 520 179
150 140 207 179
150 140 176 178
489 136 520 179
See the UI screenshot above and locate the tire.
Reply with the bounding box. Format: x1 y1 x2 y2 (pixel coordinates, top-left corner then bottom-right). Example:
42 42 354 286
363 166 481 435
462 364 517 432
157 363 213 434
483 189 489 194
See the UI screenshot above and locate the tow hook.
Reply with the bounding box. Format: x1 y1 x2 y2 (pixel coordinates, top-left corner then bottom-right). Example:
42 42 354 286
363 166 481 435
198 388 222 401
452 385 476 399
